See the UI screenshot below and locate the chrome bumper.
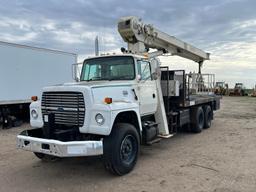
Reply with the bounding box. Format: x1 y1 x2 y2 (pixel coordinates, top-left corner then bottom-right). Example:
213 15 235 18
17 134 103 157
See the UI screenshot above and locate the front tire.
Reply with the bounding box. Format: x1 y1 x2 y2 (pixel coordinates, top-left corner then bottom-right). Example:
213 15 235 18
103 123 140 175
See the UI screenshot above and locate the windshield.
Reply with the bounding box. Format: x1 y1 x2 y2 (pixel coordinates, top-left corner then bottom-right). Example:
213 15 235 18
216 82 224 87
80 56 135 81
235 84 243 88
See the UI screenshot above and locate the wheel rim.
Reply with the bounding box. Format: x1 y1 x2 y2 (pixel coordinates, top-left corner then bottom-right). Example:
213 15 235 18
120 134 137 165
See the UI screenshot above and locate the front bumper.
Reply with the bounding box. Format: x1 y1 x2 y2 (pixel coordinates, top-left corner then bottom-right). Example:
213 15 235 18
17 130 103 157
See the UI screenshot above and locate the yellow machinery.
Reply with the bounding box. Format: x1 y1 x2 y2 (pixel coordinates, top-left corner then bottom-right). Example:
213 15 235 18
229 83 247 96
214 81 228 95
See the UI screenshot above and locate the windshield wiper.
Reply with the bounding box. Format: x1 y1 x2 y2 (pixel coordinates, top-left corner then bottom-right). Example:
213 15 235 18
108 76 131 81
85 77 106 81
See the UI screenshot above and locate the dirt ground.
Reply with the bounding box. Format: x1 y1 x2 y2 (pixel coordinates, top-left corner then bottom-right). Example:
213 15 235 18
1 96 256 192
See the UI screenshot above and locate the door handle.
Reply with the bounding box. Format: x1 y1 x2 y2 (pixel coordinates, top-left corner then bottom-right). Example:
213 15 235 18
152 93 156 98
132 89 138 100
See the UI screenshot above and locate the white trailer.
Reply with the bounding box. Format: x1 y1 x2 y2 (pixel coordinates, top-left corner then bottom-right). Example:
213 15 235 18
0 41 77 127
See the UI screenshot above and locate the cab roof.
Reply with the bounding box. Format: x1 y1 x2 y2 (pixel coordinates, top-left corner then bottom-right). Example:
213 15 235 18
84 53 148 62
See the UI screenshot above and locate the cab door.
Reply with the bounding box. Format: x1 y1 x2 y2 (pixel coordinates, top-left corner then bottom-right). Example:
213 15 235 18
137 60 157 115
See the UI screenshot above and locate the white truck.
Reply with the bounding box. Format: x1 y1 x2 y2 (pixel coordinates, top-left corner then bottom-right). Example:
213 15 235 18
0 41 77 128
17 16 220 175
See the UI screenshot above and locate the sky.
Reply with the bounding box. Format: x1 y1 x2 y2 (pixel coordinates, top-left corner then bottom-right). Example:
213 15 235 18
0 0 255 88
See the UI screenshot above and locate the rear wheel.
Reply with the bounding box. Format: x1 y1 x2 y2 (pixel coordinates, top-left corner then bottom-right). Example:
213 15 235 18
191 106 204 133
34 152 60 162
103 123 140 175
203 105 212 129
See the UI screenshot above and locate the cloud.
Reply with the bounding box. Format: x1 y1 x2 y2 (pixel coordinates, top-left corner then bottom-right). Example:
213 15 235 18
0 32 37 42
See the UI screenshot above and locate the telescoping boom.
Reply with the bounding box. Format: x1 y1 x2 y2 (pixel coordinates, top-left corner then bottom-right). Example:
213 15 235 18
118 16 210 64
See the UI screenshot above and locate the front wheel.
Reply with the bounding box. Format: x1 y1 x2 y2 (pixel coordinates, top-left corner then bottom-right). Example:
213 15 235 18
103 123 140 175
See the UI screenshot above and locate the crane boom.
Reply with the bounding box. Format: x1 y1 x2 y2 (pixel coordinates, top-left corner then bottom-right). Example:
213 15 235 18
118 16 210 63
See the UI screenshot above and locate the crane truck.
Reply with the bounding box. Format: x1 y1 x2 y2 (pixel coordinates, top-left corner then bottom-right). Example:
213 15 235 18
17 16 220 175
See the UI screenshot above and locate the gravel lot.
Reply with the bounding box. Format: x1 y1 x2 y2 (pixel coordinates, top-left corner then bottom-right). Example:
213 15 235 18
1 96 256 192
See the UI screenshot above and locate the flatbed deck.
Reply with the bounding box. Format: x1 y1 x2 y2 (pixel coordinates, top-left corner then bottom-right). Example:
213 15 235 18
183 94 221 107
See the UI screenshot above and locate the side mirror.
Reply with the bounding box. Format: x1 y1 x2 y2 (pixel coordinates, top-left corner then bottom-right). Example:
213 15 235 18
72 63 82 82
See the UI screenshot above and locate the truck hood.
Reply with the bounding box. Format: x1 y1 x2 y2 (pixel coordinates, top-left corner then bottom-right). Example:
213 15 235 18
43 81 135 90
42 81 137 104
61 81 135 88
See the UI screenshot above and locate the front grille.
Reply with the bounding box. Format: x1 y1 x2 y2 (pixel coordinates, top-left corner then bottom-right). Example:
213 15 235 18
41 91 85 127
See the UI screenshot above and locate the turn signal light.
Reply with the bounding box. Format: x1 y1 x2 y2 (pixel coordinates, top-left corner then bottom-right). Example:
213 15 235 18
104 97 112 104
143 53 149 58
31 96 38 101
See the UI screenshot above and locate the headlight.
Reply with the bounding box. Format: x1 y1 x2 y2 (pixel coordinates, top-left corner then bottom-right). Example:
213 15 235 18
31 109 38 119
95 113 105 125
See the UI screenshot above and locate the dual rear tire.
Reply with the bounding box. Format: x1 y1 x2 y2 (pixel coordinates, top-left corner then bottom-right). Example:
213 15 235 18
203 105 213 129
191 105 212 133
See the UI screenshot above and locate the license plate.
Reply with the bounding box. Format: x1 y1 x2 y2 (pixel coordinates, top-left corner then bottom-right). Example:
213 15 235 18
44 115 48 122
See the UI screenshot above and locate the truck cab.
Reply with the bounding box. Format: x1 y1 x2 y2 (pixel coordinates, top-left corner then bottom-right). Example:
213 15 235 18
79 55 158 116
17 54 162 174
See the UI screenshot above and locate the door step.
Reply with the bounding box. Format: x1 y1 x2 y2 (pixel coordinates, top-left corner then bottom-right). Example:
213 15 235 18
158 134 175 139
145 134 175 145
146 137 162 145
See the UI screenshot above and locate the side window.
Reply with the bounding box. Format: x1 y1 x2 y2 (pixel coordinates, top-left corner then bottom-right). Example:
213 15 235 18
137 60 152 80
